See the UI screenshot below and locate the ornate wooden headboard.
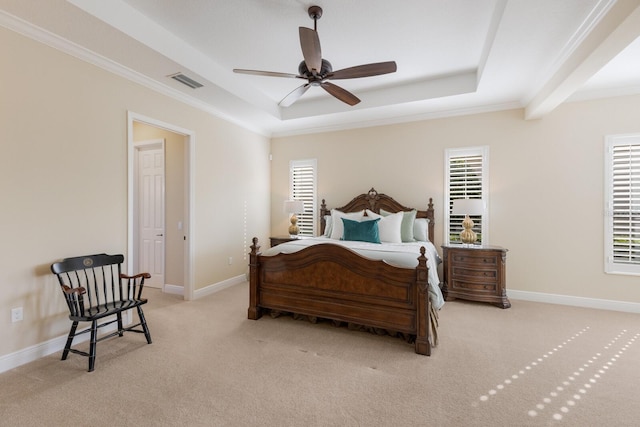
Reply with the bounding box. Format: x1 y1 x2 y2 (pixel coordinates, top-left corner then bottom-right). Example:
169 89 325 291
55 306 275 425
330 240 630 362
319 187 435 243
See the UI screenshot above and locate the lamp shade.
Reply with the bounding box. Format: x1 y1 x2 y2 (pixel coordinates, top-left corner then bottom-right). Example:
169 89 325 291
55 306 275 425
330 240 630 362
451 199 484 216
283 200 305 214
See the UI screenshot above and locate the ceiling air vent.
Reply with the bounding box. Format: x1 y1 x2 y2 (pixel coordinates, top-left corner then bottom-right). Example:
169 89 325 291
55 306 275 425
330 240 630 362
168 72 203 89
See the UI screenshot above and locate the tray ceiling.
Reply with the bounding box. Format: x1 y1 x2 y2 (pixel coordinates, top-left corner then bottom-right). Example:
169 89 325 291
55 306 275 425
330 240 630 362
1 0 639 136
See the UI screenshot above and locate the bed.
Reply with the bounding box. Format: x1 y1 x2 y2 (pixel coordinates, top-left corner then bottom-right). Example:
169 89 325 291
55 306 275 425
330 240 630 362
248 188 442 355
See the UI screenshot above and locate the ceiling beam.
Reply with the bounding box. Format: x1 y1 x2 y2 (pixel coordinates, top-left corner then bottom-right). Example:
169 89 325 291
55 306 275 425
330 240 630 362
525 0 640 120
477 0 508 86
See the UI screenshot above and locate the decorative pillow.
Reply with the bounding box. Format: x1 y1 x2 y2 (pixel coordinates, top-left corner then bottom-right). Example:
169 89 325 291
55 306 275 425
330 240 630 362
413 218 430 242
364 210 403 243
341 217 380 243
323 215 333 237
380 208 417 242
330 209 365 240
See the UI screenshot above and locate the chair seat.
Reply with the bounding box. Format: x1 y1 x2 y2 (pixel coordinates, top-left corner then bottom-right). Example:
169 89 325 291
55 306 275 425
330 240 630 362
69 299 148 321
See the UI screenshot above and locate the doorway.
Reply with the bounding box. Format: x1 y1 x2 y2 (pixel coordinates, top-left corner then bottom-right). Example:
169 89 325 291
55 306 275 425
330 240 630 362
127 111 195 300
135 139 165 289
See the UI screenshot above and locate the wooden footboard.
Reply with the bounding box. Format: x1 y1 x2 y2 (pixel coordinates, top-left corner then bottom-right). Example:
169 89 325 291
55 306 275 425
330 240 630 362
248 237 432 355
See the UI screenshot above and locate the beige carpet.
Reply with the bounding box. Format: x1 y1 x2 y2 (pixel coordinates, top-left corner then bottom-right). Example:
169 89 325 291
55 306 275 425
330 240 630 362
1 282 639 426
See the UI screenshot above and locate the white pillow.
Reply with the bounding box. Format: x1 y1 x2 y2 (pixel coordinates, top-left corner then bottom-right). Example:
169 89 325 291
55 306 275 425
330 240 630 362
330 209 365 239
365 210 403 243
323 215 333 237
381 208 417 242
413 218 430 242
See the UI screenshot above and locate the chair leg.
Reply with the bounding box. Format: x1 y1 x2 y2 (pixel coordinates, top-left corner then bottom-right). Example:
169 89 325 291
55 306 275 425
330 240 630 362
62 321 78 361
137 306 152 344
88 320 98 372
117 312 124 337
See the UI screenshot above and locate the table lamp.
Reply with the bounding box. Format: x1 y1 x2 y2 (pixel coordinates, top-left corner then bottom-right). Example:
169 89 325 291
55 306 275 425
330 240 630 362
283 200 305 237
451 199 484 244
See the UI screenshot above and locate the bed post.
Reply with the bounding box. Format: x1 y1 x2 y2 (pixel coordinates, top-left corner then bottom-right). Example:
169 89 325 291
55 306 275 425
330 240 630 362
248 237 262 320
319 199 328 236
427 197 435 243
414 246 431 355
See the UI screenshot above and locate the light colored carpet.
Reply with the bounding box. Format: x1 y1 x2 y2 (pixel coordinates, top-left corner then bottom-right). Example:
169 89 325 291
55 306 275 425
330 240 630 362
1 282 639 426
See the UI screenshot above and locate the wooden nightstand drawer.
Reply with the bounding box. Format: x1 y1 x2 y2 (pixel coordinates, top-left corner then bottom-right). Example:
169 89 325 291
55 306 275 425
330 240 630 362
451 266 497 282
450 279 497 292
441 244 510 308
451 253 497 266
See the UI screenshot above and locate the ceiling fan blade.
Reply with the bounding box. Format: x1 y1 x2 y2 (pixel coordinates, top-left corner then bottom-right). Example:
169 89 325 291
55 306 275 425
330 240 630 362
328 61 397 80
279 83 311 107
299 27 322 73
320 82 360 106
233 69 302 79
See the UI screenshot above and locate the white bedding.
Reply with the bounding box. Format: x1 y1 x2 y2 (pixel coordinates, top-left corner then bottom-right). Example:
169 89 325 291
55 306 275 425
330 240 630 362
262 237 445 310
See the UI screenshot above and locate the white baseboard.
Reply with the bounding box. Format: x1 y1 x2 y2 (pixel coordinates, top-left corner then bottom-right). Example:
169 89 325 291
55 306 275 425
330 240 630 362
509 289 640 313
163 284 184 295
0 334 66 374
0 322 118 374
194 274 246 299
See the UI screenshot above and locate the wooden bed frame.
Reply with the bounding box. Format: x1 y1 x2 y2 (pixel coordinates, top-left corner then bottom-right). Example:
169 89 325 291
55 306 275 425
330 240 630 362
248 188 436 355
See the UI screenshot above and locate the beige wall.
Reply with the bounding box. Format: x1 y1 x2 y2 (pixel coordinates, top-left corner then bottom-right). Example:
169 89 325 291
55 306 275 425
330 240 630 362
0 27 270 357
271 95 640 305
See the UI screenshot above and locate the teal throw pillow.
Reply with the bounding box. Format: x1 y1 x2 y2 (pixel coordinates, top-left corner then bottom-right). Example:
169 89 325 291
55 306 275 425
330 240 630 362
341 218 381 243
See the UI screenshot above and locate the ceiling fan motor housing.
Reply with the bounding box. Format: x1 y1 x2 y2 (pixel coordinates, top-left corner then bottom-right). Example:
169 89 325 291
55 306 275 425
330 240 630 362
298 59 332 82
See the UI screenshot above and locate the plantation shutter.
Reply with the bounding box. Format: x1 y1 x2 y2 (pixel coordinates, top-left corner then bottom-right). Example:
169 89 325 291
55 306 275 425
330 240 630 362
445 147 488 244
290 159 317 236
606 137 640 274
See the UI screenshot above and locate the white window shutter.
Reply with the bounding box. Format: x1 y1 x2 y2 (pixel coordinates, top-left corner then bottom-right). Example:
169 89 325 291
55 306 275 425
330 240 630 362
605 135 640 275
290 159 317 236
445 147 489 244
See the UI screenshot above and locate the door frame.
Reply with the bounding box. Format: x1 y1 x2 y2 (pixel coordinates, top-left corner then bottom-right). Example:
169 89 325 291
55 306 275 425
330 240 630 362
127 111 195 301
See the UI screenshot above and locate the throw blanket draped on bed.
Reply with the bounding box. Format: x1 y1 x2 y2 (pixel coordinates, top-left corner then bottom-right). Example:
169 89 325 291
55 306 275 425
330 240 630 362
262 237 445 311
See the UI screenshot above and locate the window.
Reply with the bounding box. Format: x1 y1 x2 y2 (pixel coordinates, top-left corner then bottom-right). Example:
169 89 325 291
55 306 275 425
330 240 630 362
290 159 317 236
605 135 640 275
445 146 489 244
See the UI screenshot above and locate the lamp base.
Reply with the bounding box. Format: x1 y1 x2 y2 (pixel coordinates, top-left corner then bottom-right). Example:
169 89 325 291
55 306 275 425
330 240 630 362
288 214 299 237
459 215 477 244
460 229 477 244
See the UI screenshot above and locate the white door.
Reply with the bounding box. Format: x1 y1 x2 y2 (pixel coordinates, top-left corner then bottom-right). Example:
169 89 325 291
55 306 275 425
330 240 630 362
138 145 165 288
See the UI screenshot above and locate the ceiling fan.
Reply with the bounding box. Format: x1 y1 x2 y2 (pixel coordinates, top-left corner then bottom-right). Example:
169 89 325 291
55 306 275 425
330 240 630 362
233 5 397 107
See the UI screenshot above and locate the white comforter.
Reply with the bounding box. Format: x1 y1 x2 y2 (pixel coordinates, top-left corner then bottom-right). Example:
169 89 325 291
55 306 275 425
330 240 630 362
262 237 445 310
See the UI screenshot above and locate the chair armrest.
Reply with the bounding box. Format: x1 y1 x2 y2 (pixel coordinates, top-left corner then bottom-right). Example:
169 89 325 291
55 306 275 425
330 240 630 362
120 272 151 300
120 273 151 280
62 285 86 296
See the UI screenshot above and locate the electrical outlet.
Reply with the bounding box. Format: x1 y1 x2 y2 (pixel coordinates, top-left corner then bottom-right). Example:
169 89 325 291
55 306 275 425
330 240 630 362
11 307 23 323
228 256 233 265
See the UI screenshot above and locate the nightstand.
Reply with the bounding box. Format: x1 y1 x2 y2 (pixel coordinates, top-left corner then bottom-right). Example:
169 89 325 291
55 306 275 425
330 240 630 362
441 244 510 308
269 236 299 247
